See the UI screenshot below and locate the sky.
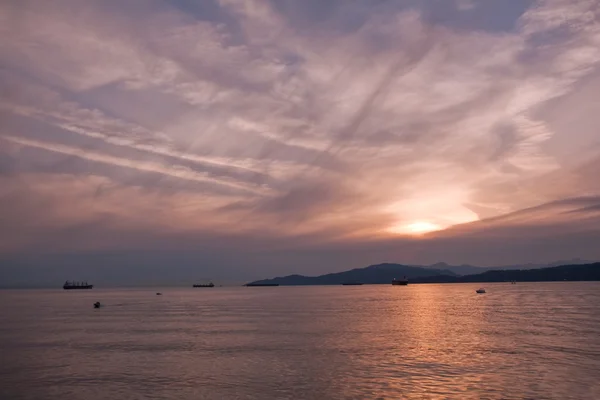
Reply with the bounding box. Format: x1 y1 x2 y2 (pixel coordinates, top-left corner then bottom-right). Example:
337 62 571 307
1 0 600 286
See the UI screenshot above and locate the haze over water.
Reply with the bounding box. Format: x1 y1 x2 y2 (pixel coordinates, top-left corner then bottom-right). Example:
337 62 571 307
2 283 599 399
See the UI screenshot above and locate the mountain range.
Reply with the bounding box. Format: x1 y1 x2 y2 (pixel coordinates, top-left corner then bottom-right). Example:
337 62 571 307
246 260 600 286
411 263 600 283
417 258 595 276
248 264 457 286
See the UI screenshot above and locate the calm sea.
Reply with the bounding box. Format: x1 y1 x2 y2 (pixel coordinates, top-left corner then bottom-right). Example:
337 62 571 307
1 283 599 399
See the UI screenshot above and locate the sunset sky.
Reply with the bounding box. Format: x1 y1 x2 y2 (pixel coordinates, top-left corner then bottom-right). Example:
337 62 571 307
1 0 599 285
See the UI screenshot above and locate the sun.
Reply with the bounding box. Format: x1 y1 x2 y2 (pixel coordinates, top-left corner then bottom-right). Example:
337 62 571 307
387 221 443 236
406 221 442 234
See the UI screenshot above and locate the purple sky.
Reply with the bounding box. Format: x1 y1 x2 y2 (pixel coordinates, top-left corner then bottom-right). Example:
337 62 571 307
1 0 599 285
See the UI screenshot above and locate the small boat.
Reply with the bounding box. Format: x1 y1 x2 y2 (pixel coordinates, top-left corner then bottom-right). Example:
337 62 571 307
392 276 408 286
342 282 363 285
93 302 101 308
63 280 93 290
193 282 214 288
245 283 279 287
476 288 486 294
156 292 162 295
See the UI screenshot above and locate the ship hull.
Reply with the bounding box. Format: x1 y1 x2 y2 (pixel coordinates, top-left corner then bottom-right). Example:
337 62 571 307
392 281 408 286
245 283 279 287
63 285 93 290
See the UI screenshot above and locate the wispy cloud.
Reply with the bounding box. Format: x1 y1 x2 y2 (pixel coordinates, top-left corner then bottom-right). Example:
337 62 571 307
1 0 599 273
1 135 269 195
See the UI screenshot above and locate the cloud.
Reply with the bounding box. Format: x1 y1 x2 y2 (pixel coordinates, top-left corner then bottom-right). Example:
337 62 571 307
1 135 269 195
0 0 599 281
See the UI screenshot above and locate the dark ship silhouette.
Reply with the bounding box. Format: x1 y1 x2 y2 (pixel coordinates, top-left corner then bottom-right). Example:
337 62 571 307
392 276 408 285
245 283 279 287
193 282 215 288
63 280 93 290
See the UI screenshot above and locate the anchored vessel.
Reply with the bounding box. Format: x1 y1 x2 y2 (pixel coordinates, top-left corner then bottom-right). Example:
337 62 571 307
193 282 215 288
245 283 279 287
63 280 93 290
392 276 409 286
342 282 363 285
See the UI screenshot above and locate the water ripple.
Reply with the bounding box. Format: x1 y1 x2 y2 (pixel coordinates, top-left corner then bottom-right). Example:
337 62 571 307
1 283 599 399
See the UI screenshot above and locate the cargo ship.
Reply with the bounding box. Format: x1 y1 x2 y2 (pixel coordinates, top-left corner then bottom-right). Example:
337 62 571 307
245 283 279 287
392 276 408 286
63 280 93 290
193 282 215 288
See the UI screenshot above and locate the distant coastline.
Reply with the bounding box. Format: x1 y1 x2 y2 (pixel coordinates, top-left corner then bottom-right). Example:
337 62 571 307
0 260 598 289
246 262 600 286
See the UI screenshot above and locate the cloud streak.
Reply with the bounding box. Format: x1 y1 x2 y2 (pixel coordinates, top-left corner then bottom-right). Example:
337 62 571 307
1 0 599 282
1 135 269 195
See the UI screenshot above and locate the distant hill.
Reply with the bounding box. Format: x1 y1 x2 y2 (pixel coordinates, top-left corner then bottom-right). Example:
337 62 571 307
422 262 485 276
410 262 600 283
487 258 596 272
459 262 600 283
421 258 596 276
246 263 456 286
247 262 600 286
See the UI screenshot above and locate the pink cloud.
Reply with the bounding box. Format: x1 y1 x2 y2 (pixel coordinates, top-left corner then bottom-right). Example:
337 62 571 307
0 0 599 272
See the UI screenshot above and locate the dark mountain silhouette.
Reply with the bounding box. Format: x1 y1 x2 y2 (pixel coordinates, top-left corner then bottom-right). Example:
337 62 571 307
421 258 596 276
246 263 456 286
384 263 600 283
422 262 484 275
247 262 600 286
486 258 596 272
449 262 600 283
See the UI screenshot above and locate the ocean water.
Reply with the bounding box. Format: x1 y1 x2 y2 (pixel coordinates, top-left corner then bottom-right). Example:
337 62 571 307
1 283 599 400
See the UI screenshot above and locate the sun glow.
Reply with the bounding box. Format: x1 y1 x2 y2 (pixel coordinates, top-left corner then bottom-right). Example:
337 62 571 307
388 221 444 236
383 186 480 237
407 221 443 234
